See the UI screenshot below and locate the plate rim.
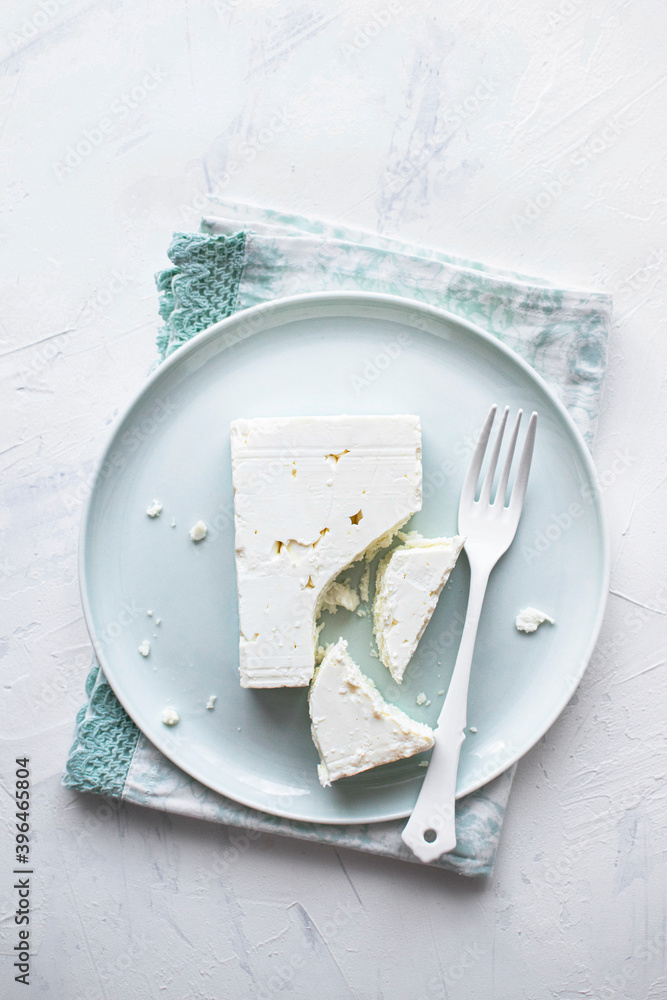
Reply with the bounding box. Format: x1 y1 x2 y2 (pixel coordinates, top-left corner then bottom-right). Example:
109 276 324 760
79 290 610 823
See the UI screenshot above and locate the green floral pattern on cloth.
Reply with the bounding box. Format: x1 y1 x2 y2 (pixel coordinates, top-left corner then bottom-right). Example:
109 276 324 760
64 202 612 877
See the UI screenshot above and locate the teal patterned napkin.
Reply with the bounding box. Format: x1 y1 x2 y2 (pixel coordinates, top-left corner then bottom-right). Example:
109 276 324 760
64 202 612 877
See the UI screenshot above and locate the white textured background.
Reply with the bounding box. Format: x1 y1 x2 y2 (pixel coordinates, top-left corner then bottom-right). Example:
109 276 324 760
1 0 666 997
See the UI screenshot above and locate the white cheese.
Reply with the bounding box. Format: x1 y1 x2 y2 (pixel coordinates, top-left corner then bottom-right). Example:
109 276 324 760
206 695 217 710
161 707 179 726
319 580 360 615
416 692 427 706
516 607 554 633
359 566 371 603
231 415 422 688
138 640 150 657
373 532 465 683
308 639 434 786
190 520 207 542
146 500 162 518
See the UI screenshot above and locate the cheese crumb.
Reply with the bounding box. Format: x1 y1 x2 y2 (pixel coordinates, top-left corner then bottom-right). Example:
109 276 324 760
416 692 427 706
515 607 555 633
359 566 371 603
171 519 177 528
146 500 163 518
161 707 179 726
147 610 153 617
138 641 150 657
469 726 478 733
315 642 334 666
437 689 445 696
319 581 359 615
190 520 208 542
418 760 429 767
206 695 217 710
156 618 161 625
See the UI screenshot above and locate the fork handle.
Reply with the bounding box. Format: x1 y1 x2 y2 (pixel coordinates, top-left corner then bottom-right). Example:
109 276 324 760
401 564 490 863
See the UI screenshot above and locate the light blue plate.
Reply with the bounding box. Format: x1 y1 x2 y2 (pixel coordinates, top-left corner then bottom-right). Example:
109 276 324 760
80 292 609 824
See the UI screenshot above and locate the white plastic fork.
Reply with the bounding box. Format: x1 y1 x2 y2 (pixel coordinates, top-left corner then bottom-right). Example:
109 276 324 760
402 404 538 863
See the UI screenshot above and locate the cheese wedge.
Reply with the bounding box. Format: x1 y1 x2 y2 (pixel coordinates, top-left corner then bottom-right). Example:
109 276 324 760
231 415 422 688
309 638 434 786
373 532 465 683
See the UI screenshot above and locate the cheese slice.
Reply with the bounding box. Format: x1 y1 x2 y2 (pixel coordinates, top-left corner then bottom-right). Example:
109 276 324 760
231 415 422 688
373 532 465 683
309 638 434 786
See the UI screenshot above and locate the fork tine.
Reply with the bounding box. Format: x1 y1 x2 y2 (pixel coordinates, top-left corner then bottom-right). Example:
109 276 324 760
508 411 538 514
494 409 522 506
479 406 509 506
460 404 497 509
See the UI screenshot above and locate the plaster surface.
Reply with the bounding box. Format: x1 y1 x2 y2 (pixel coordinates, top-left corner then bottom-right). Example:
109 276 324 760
1 1 666 997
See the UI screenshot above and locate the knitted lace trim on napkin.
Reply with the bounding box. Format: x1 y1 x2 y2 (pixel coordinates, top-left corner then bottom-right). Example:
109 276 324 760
155 230 246 359
62 660 140 798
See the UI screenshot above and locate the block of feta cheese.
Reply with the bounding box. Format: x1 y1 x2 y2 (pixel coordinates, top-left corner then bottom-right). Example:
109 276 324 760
308 638 434 786
231 415 422 688
373 532 465 683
